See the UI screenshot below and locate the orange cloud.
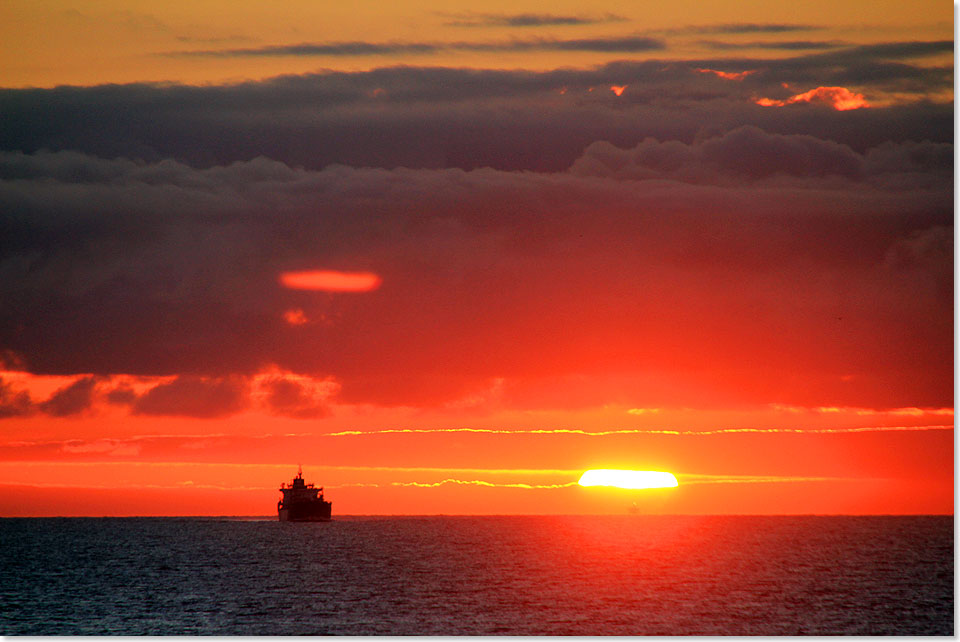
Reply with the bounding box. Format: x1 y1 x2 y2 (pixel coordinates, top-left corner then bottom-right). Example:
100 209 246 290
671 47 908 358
610 85 627 96
755 86 869 110
696 68 756 80
279 270 382 292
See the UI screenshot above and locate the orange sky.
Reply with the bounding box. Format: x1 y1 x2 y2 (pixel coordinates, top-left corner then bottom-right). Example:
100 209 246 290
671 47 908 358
0 0 951 87
0 369 952 515
0 0 952 516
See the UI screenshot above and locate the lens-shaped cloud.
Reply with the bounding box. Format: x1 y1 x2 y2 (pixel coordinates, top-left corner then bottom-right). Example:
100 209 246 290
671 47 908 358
279 270 382 292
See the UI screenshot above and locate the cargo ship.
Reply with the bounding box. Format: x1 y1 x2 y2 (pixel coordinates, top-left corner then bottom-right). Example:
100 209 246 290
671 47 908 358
278 466 332 521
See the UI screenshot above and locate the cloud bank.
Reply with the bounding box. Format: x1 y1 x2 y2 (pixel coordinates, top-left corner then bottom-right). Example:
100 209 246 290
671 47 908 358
0 122 951 410
175 36 666 58
0 48 949 174
0 42 951 413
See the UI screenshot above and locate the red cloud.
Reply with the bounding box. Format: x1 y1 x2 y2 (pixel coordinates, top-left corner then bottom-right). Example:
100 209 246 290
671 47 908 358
279 270 382 292
755 86 868 110
283 308 308 325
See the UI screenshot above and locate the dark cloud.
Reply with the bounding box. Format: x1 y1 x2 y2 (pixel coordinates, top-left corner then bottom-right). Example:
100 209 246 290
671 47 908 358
759 41 953 88
883 225 952 298
569 125 952 185
175 35 665 58
0 372 332 419
0 125 951 409
442 12 628 27
0 375 103 417
698 40 848 51
183 41 440 57
39 376 99 417
0 45 951 411
813 40 954 62
262 377 331 418
545 37 663 52
132 376 250 418
174 35 256 44
106 385 138 405
668 23 822 34
688 43 953 94
861 139 954 188
0 378 33 418
0 50 950 176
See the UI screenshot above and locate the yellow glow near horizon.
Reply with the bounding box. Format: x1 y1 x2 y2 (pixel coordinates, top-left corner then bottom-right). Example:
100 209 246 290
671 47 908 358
578 469 679 489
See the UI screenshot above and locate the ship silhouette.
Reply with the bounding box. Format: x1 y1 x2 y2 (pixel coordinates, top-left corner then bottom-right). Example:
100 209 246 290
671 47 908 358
278 466 332 521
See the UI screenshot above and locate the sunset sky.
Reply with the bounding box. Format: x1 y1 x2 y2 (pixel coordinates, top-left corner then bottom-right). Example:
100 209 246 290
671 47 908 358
0 0 953 516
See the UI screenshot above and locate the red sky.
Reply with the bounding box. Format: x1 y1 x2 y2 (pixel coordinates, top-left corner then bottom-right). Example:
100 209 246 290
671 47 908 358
0 0 952 515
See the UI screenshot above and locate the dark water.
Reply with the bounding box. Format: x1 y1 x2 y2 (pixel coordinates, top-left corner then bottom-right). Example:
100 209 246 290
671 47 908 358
0 515 952 635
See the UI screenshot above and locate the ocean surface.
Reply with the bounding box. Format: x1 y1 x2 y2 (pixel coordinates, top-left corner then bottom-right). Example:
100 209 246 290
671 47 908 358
0 515 952 635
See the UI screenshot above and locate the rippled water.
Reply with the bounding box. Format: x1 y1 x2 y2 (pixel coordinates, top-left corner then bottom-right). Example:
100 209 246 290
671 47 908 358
0 515 952 635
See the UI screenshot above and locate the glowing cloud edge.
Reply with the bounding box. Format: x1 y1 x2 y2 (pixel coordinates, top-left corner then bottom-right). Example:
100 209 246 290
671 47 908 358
578 469 679 489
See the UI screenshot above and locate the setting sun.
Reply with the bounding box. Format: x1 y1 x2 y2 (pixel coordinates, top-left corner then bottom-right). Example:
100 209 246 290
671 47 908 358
578 469 679 490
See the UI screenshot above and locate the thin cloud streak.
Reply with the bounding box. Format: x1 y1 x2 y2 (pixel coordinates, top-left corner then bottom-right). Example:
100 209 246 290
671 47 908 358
0 460 584 475
172 35 666 57
662 23 822 35
774 40 954 71
441 12 628 28
329 466 584 475
0 432 320 449
391 479 580 489
326 425 954 437
698 39 848 50
677 474 858 485
3 422 951 459
0 480 273 491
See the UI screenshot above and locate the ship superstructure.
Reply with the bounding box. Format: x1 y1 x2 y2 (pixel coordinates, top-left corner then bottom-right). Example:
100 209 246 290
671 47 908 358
278 466 332 521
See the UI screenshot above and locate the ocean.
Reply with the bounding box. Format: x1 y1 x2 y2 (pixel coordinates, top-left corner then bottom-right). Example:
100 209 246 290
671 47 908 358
0 515 952 635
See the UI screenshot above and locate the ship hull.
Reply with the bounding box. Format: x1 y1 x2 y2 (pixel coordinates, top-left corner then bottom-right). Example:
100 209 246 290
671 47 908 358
278 503 332 522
